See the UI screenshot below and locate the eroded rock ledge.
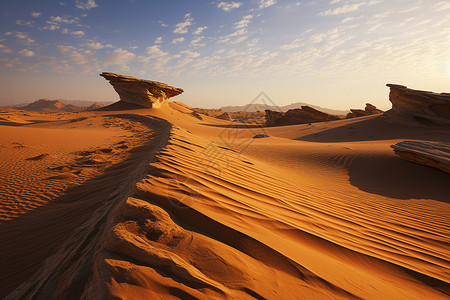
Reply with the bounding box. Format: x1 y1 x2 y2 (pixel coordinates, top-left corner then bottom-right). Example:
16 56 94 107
391 140 450 174
386 84 450 125
100 72 184 108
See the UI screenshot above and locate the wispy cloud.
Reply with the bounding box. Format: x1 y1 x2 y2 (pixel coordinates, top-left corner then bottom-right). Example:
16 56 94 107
75 0 97 10
174 13 194 34
235 15 253 29
259 0 276 9
18 49 35 57
319 3 365 16
171 37 185 44
193 26 207 35
31 12 41 18
217 1 242 12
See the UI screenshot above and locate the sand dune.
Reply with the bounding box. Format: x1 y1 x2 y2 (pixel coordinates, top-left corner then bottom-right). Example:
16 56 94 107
0 105 449 299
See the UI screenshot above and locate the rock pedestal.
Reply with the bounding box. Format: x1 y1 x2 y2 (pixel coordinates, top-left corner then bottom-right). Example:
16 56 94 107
100 72 183 108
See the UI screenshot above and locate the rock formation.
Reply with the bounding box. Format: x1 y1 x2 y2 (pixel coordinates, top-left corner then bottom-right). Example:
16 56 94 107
391 140 450 174
216 112 232 121
386 84 450 125
265 106 340 126
346 103 383 118
100 72 183 108
21 99 84 112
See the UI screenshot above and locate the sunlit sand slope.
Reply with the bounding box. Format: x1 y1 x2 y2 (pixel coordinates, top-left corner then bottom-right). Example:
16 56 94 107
2 107 449 299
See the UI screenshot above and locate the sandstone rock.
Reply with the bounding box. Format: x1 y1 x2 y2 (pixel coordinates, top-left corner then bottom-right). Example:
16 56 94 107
391 141 450 174
100 72 183 108
347 103 383 118
216 112 232 121
386 84 450 125
265 106 340 126
365 103 383 114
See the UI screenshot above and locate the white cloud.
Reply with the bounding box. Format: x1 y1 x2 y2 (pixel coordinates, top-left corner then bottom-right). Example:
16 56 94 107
18 49 35 57
85 42 112 49
174 13 194 34
61 28 85 36
146 45 168 58
217 2 242 11
193 26 207 35
15 32 34 44
433 1 450 11
230 36 248 44
75 0 98 10
280 38 303 50
106 48 135 65
259 0 276 9
0 44 12 54
309 33 327 43
154 36 162 44
72 30 85 36
191 36 205 47
319 3 365 16
218 28 247 43
171 37 185 44
235 15 253 29
181 50 201 58
341 17 354 23
48 16 78 24
31 12 41 18
330 0 341 4
16 20 32 26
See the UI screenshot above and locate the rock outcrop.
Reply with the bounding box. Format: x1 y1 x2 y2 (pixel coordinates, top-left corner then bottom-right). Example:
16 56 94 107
21 99 84 112
391 140 450 174
386 84 450 125
216 112 232 121
346 103 383 118
265 106 340 126
100 72 183 108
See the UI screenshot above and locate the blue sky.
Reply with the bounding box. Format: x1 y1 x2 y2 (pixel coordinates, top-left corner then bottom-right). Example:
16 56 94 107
1 0 449 109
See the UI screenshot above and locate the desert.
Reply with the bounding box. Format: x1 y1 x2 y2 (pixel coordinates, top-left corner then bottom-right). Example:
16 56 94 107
1 1 450 299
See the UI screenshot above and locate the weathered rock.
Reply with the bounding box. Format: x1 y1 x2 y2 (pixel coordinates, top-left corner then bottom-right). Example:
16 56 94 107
216 112 232 121
391 141 450 174
100 72 183 108
265 106 340 126
365 103 383 114
386 84 450 125
347 103 383 118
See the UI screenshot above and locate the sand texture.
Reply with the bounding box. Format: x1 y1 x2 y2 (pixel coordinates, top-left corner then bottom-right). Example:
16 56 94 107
0 104 449 299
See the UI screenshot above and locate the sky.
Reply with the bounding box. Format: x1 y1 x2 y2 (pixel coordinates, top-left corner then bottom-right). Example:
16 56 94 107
0 0 449 110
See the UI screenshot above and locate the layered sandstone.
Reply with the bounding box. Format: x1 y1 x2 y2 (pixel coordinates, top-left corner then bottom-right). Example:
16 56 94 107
391 140 450 174
347 103 383 118
265 106 340 126
100 72 183 108
386 84 450 125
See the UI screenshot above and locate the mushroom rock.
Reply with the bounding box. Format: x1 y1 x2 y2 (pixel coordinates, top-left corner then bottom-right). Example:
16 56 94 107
391 140 450 174
100 72 183 108
265 106 340 126
386 84 450 125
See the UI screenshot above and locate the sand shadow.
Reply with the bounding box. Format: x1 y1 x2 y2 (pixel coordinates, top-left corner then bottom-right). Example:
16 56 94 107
347 154 450 203
296 116 450 143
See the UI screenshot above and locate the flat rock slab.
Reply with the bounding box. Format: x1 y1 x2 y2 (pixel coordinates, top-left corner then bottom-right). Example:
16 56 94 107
391 140 450 174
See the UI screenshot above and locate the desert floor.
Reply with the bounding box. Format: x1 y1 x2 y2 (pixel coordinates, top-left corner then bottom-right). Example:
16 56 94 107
0 103 449 299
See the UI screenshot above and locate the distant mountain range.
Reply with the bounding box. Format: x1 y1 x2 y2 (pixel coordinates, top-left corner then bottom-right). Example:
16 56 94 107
220 102 349 116
2 99 113 112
